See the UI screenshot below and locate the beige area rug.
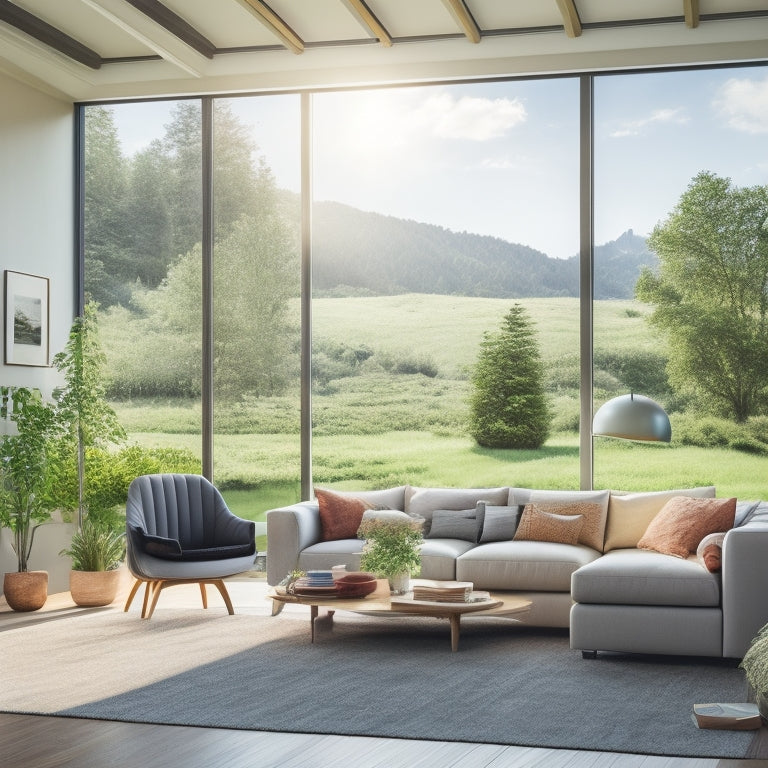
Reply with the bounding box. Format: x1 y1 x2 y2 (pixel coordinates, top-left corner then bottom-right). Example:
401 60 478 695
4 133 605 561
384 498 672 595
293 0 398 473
0 581 764 759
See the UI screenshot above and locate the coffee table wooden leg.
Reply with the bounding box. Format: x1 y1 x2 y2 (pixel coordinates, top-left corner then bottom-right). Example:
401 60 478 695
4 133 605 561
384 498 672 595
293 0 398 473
449 614 461 652
310 605 318 642
271 599 285 616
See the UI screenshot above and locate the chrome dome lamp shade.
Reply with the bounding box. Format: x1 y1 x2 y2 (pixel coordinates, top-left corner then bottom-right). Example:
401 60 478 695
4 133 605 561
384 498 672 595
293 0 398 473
592 393 672 443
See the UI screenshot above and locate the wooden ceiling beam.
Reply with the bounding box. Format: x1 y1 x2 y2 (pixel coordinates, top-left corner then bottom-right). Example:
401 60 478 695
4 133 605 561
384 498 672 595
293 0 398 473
441 0 481 44
342 0 392 47
233 0 304 54
124 0 216 58
555 0 582 38
0 0 101 68
684 0 700 29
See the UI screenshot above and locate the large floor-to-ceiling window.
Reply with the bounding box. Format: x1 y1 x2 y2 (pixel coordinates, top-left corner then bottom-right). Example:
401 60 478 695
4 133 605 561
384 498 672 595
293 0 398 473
311 80 580 490
593 65 768 495
81 61 768 531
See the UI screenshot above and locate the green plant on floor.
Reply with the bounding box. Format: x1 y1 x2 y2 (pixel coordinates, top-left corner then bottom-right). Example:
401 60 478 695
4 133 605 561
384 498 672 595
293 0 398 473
358 517 423 578
740 623 768 717
0 387 60 572
60 518 125 572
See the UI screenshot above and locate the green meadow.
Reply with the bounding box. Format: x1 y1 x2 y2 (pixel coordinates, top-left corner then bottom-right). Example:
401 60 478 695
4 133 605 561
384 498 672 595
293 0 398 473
111 295 767 526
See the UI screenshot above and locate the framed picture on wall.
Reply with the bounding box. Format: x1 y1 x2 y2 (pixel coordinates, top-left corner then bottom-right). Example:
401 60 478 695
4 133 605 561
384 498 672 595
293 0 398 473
4 270 50 367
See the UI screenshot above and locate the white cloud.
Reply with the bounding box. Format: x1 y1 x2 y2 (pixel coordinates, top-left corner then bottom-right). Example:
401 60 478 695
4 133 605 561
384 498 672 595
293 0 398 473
713 76 768 134
416 93 527 141
609 107 689 138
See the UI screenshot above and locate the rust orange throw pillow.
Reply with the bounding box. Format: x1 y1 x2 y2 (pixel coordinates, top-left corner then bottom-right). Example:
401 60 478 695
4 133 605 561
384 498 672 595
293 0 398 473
637 496 736 558
315 488 373 541
700 543 722 573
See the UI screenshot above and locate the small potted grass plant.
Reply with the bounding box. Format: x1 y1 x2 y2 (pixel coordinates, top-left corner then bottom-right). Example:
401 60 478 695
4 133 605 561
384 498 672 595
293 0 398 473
61 519 125 606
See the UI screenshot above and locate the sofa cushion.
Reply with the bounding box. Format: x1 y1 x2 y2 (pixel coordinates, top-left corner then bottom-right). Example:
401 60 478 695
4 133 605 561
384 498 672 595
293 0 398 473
603 486 717 552
405 487 508 534
514 505 584 545
315 488 373 541
478 503 522 543
571 549 721 607
426 509 478 542
420 538 476 581
637 496 736 558
509 488 609 551
457 540 601 591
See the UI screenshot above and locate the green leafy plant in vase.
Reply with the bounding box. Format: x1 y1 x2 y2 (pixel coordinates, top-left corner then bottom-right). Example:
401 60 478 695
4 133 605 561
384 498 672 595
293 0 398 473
0 386 59 611
358 516 423 594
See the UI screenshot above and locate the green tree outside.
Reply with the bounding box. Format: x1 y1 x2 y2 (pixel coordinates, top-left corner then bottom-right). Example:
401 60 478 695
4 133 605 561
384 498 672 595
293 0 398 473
638 171 768 422
469 303 551 448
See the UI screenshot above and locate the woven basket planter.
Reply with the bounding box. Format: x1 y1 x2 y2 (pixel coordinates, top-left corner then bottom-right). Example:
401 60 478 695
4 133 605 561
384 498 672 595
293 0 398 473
3 570 48 612
69 569 121 607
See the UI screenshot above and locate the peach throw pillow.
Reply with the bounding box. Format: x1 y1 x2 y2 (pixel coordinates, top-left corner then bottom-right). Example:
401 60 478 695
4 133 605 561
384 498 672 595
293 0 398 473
315 488 373 541
637 496 736 558
514 504 584 545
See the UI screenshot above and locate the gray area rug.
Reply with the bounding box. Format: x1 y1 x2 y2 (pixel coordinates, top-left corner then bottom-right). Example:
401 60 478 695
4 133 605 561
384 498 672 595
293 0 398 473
0 604 763 758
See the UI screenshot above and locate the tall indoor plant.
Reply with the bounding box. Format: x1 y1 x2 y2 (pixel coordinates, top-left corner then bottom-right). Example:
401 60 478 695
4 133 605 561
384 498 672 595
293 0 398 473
52 302 126 529
0 386 59 610
52 304 127 605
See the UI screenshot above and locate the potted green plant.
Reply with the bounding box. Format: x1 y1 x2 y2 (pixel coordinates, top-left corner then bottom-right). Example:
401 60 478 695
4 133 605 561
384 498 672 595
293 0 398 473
60 518 125 606
358 516 423 594
0 386 59 611
740 624 768 720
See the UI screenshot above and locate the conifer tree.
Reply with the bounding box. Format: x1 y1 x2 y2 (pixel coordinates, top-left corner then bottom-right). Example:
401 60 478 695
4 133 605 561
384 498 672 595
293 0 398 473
469 304 550 449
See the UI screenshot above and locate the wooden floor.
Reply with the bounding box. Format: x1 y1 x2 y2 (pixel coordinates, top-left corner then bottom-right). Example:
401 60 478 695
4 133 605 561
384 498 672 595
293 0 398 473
1 575 766 768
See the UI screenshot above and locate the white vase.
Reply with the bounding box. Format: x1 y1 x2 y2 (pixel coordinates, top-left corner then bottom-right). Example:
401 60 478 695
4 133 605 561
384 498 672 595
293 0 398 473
387 572 410 595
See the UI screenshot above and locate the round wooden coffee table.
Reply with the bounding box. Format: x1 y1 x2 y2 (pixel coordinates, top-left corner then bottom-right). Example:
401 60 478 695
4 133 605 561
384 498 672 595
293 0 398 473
268 579 531 651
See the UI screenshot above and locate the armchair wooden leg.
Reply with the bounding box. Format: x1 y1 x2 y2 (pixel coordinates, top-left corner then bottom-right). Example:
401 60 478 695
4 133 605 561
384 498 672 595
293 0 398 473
123 578 143 613
199 582 208 609
212 579 235 615
144 580 167 619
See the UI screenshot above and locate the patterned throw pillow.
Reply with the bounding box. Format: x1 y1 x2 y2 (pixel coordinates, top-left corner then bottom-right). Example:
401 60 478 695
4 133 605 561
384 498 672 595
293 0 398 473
513 504 584 545
315 488 373 541
637 496 736 558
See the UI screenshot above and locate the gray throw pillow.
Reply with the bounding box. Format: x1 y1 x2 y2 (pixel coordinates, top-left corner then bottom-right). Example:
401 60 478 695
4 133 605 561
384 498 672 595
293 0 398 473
735 500 761 527
478 504 523 543
426 509 478 542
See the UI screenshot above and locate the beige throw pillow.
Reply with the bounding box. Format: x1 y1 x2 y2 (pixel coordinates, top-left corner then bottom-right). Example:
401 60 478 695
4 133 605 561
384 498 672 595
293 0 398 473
603 486 716 552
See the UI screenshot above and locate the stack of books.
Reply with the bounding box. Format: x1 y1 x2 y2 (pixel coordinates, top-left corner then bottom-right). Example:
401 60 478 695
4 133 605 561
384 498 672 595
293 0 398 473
304 570 335 587
412 580 474 602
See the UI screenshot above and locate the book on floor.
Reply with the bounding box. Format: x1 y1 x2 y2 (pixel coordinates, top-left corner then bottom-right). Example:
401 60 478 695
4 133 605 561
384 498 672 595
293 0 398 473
692 702 762 730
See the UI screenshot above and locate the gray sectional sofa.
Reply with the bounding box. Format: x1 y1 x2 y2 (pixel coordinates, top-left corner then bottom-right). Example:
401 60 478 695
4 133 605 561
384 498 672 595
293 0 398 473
266 484 768 658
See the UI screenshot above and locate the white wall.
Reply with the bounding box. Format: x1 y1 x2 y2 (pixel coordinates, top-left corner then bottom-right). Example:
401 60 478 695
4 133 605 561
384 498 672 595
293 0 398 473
0 72 76 593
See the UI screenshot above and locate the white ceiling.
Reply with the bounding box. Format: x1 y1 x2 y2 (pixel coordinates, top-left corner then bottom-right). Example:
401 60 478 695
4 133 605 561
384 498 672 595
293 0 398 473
0 0 767 102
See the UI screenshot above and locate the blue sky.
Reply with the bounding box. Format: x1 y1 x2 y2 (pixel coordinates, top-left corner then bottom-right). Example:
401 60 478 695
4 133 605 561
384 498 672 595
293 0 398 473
111 64 768 261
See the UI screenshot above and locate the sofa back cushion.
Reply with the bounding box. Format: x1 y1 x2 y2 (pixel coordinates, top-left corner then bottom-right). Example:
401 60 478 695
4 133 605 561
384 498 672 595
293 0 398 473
508 488 609 551
603 486 716 552
405 487 508 534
